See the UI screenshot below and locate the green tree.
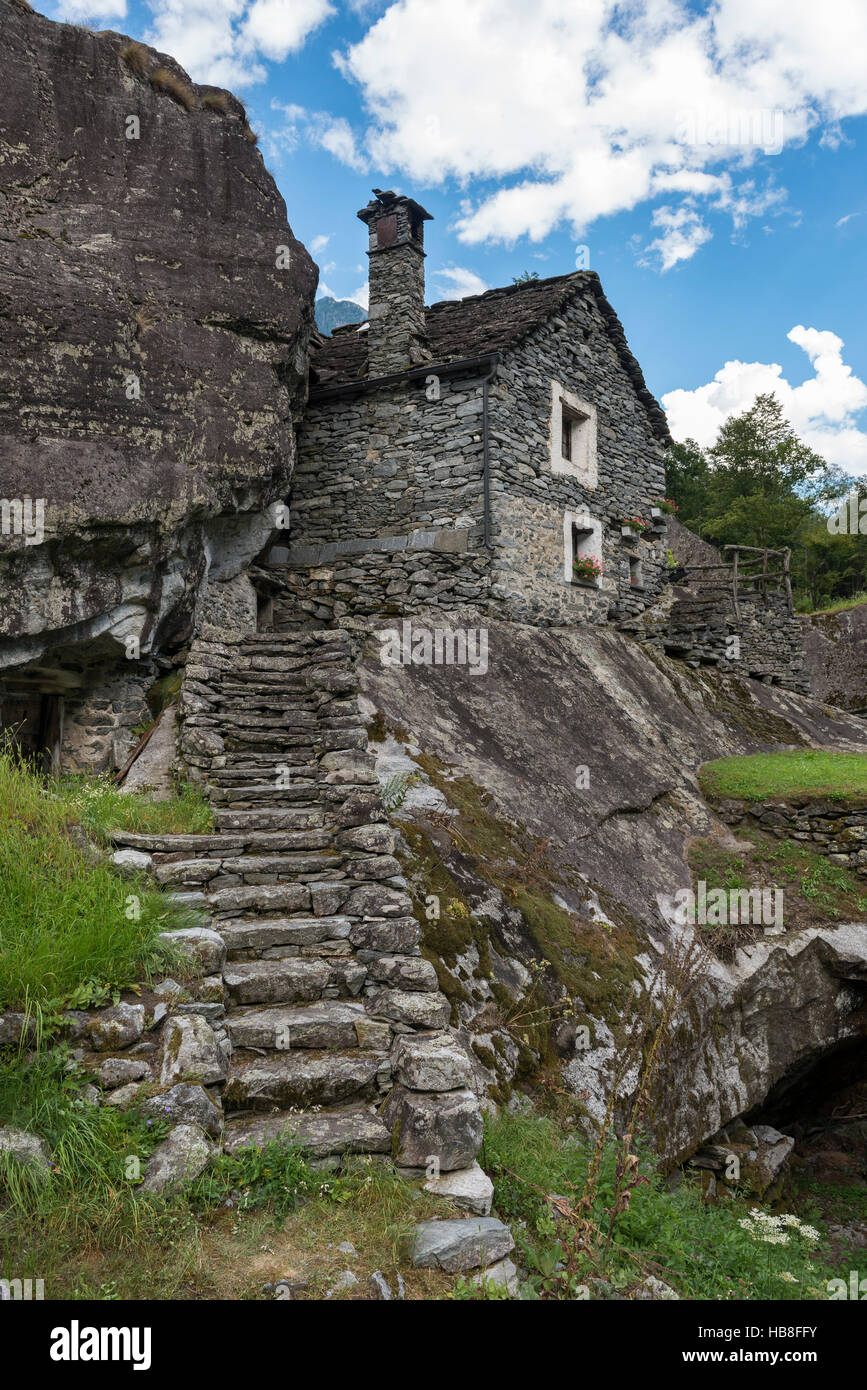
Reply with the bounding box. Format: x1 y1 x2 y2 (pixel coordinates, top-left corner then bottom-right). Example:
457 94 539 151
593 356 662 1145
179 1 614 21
664 438 710 531
665 393 863 609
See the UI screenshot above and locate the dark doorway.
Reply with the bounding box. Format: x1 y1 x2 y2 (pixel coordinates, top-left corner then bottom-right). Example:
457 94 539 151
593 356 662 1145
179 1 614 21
0 692 63 775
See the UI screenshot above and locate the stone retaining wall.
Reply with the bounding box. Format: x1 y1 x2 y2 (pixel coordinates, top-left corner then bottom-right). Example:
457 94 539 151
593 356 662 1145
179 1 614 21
714 796 867 878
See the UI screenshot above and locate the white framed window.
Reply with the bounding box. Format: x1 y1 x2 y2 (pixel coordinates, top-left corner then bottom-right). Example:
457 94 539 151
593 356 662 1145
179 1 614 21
550 382 597 487
563 510 602 586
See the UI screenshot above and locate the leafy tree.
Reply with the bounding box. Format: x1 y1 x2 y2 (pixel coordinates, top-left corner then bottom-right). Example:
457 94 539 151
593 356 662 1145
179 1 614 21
664 438 710 531
665 393 865 609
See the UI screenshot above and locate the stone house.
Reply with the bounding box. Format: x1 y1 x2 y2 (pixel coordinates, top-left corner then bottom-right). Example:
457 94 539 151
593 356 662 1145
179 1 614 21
270 189 675 631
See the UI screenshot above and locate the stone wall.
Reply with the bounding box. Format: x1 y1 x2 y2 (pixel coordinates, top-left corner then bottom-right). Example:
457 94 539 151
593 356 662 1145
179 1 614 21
485 290 669 625
60 662 154 774
714 796 867 879
629 519 812 694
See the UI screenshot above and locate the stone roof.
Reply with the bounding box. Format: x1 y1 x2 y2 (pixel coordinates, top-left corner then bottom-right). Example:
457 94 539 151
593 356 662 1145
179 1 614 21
309 270 671 444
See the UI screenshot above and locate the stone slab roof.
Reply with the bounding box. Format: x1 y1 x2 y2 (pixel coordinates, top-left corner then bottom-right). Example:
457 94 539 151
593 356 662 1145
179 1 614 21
309 270 671 444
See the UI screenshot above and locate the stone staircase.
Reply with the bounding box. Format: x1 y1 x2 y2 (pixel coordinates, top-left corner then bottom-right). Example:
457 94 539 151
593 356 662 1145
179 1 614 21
116 629 482 1171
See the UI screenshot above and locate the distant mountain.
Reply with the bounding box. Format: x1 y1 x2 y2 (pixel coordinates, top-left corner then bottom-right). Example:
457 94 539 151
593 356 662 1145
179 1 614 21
315 296 367 336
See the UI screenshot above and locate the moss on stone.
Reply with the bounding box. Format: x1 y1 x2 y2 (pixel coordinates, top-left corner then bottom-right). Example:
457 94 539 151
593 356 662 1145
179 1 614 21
471 1041 497 1070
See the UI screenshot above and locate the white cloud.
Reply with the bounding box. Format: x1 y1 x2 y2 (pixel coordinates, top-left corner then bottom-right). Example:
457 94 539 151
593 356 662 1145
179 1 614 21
326 0 867 259
348 282 369 310
433 266 491 300
52 0 127 21
662 326 867 473
268 101 367 169
240 0 333 60
309 234 331 255
312 115 366 170
640 205 712 271
143 0 332 88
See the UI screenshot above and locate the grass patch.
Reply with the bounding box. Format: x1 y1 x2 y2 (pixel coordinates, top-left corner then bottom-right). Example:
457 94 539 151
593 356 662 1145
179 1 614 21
201 91 230 114
688 828 867 957
119 41 151 78
0 748 201 1017
481 1109 852 1300
700 750 867 803
0 1052 451 1300
149 67 197 111
53 775 213 842
806 592 867 617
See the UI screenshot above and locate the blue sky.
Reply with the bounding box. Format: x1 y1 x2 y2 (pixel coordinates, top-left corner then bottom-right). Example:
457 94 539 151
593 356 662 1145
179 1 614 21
50 0 867 474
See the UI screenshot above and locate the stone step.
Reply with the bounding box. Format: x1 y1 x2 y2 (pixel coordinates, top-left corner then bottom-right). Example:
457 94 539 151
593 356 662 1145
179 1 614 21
208 882 313 918
223 957 334 1005
225 1000 367 1050
216 809 326 831
205 769 319 787
155 850 343 888
222 956 367 1006
206 784 317 805
222 1103 392 1160
218 915 352 953
110 832 248 854
223 1049 389 1111
191 711 319 730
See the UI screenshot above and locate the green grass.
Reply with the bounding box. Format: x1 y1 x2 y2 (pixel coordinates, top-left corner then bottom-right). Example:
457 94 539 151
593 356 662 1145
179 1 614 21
0 1050 448 1300
0 747 201 1018
481 1109 856 1301
53 774 213 842
700 750 867 803
805 592 867 617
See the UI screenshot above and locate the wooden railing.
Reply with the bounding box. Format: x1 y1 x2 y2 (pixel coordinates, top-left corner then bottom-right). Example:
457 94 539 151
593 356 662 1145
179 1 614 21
677 545 794 618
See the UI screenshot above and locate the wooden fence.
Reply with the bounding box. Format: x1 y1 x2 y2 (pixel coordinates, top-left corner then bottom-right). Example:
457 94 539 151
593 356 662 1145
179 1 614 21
678 545 794 619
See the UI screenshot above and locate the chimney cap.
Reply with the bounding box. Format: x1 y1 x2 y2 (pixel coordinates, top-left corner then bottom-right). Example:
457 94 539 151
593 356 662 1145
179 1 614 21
357 188 433 225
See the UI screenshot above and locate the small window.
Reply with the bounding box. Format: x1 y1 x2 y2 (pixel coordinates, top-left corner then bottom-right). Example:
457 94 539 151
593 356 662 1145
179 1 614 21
551 384 597 485
628 555 644 590
561 403 587 464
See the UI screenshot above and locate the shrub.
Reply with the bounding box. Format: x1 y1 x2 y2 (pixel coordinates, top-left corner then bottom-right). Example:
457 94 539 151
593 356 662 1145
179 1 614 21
120 41 151 79
242 121 259 145
149 67 197 111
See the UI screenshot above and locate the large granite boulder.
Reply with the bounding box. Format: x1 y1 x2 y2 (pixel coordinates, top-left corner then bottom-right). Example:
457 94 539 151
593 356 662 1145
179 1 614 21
0 0 316 760
801 602 867 712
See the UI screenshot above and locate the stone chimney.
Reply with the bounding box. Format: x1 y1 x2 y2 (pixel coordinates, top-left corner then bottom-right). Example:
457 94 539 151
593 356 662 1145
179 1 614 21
357 189 433 376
